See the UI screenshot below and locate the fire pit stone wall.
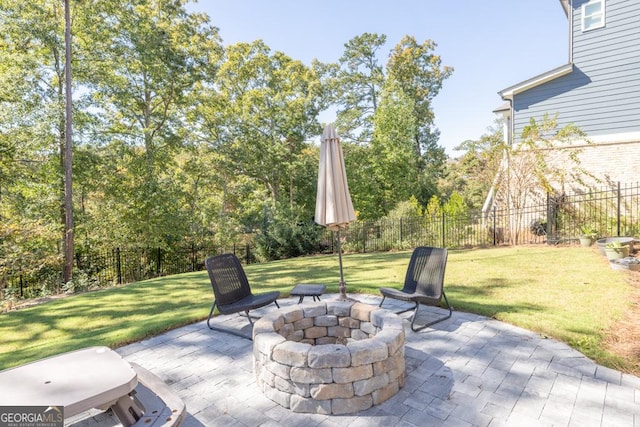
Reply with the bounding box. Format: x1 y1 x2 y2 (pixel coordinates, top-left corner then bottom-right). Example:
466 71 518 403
253 300 405 415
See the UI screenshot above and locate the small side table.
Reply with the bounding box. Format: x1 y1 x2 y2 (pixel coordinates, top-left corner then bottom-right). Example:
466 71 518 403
290 284 326 303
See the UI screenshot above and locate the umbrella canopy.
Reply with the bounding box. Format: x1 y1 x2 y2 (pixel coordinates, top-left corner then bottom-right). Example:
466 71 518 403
315 124 356 299
315 124 356 230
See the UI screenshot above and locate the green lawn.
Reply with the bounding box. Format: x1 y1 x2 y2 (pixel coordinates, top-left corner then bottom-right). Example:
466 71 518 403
0 246 636 373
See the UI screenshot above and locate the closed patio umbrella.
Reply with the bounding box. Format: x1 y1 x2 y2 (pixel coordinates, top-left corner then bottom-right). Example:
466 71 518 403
315 124 357 300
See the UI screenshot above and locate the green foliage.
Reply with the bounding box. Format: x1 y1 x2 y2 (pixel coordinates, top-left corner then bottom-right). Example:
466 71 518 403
387 35 452 173
198 40 324 225
2 1 459 294
333 32 387 142
253 207 323 261
579 224 598 239
331 32 453 212
370 80 419 213
425 195 443 219
519 113 594 193
444 120 505 209
443 191 467 217
386 197 423 219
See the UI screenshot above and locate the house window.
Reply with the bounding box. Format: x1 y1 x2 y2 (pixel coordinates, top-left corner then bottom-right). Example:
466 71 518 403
582 0 605 32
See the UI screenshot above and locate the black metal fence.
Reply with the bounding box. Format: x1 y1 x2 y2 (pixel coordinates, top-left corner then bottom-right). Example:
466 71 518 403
73 243 255 287
4 182 639 300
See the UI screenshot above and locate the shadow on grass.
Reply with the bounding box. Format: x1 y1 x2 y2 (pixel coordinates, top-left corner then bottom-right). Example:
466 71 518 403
0 273 214 369
446 277 546 320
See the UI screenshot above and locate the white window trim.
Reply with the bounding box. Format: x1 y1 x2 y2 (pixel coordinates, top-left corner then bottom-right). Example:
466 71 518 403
582 0 606 32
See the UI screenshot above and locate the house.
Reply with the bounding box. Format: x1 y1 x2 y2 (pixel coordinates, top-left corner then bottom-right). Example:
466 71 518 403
492 0 640 188
483 0 640 243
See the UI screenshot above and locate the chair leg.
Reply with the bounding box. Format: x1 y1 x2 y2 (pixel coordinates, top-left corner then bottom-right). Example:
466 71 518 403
410 292 453 332
206 323 253 340
206 301 217 330
207 301 253 339
207 300 280 340
380 296 419 315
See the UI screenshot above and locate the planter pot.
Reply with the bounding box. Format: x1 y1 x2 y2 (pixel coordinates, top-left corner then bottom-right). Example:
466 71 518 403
610 257 640 271
579 236 594 247
610 260 628 270
604 246 630 260
596 237 634 255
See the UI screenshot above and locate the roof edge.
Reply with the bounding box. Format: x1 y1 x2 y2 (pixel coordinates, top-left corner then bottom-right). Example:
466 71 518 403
492 101 511 114
559 0 570 17
498 63 573 100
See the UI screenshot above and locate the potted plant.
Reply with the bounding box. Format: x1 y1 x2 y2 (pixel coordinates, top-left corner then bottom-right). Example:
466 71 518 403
579 225 597 247
596 236 634 255
604 241 630 260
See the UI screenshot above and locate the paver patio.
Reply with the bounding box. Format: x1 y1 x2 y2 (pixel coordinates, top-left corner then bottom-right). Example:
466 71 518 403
75 294 640 426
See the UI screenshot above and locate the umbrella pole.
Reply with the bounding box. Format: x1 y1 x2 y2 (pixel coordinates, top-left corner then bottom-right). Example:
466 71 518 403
336 229 347 300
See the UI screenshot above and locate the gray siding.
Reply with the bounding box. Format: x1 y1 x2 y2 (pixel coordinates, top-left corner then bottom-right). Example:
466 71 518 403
513 0 640 142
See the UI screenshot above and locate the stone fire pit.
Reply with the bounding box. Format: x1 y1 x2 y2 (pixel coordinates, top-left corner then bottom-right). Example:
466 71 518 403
252 300 405 415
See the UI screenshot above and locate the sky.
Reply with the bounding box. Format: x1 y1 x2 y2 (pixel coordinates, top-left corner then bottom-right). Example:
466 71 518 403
186 0 569 156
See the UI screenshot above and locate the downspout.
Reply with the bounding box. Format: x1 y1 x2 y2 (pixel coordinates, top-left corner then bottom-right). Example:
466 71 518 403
505 99 513 245
507 98 513 148
568 0 573 63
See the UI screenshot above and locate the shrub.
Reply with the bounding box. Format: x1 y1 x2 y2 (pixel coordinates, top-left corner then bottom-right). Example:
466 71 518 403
254 213 323 261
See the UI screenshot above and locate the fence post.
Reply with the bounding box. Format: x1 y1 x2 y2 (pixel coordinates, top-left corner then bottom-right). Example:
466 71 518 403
116 247 122 284
492 207 497 245
399 218 403 244
362 222 367 253
441 211 446 248
246 243 250 264
617 181 621 236
546 192 553 244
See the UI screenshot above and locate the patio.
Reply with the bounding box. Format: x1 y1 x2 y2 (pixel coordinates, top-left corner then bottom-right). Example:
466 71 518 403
72 294 640 426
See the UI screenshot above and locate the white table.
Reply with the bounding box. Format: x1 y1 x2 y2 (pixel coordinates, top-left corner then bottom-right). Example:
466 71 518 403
0 346 140 422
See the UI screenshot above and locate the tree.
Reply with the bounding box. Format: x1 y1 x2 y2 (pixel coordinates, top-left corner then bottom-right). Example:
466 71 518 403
333 33 387 143
199 40 324 229
63 0 74 283
443 120 505 209
331 33 453 211
81 0 223 248
497 113 593 244
369 80 418 216
0 0 78 286
387 36 453 196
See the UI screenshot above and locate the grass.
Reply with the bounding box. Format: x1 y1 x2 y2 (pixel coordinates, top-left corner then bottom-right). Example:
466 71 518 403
0 245 637 374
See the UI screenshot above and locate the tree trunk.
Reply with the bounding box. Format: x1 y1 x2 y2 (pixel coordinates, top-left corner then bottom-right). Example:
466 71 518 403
62 0 74 283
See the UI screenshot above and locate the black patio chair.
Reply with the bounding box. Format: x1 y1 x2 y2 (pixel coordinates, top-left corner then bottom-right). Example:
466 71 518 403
205 253 280 339
379 246 452 332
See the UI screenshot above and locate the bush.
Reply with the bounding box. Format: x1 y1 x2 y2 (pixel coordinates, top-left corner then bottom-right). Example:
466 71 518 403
254 215 323 262
530 219 547 236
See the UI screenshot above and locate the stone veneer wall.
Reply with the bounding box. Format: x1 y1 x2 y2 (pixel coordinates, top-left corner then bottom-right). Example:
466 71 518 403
252 300 405 415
